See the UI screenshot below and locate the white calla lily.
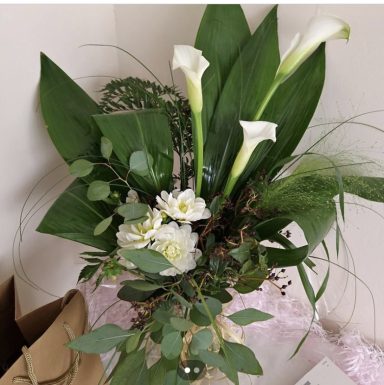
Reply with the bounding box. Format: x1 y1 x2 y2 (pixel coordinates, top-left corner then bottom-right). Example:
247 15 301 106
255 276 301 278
172 45 209 113
172 45 210 195
224 120 277 196
277 14 350 83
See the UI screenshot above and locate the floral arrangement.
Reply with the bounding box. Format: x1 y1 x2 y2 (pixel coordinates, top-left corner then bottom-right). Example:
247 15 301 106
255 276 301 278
36 5 384 385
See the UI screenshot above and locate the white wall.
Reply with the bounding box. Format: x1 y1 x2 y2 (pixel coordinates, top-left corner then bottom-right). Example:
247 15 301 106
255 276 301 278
1 4 383 344
0 5 119 312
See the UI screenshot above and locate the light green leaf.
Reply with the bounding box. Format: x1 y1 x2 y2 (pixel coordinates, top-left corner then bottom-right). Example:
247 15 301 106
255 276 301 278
161 331 182 360
116 203 149 221
126 331 142 354
170 317 194 332
111 349 148 385
172 292 192 309
69 159 94 178
130 150 154 177
94 216 113 236
229 242 251 264
101 136 113 160
189 329 213 355
227 308 273 325
67 324 133 354
87 180 110 201
119 249 174 274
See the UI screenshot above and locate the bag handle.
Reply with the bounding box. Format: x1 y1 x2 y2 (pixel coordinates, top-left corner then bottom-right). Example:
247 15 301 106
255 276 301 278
12 323 80 385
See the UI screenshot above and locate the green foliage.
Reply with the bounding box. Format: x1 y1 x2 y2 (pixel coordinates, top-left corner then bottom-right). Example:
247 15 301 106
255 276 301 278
67 324 133 353
87 180 111 201
101 136 113 160
69 159 94 177
161 331 183 360
99 77 193 186
130 150 154 177
116 203 148 223
94 216 113 236
119 249 174 273
227 308 273 325
189 329 213 355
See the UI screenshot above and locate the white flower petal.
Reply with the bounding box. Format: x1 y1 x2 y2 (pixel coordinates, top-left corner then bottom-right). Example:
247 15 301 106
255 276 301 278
277 14 350 82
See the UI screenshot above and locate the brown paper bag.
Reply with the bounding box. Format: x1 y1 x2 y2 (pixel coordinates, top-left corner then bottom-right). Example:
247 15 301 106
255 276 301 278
0 277 26 376
0 287 107 385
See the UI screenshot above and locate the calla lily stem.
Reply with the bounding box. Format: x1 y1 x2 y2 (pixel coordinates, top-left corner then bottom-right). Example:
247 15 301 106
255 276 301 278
192 111 204 196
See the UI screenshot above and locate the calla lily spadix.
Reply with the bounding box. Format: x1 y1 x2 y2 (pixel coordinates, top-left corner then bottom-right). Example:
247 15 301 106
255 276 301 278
224 120 277 197
253 14 350 121
173 45 210 196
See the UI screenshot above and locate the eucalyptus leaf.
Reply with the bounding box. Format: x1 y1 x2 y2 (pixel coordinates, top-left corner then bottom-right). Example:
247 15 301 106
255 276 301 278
101 136 113 160
94 216 113 236
194 296 222 319
116 203 149 221
229 242 251 264
69 159 94 178
87 180 110 201
130 150 154 177
161 331 183 360
170 317 194 332
149 359 167 385
121 280 162 291
189 329 213 355
119 249 174 273
227 308 273 325
67 324 133 353
126 331 142 354
111 349 148 385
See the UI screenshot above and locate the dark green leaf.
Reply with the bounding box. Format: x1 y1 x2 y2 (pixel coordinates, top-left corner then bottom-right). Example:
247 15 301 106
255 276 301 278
195 5 251 140
198 350 239 385
87 180 110 201
130 150 154 177
78 263 100 283
111 349 148 385
201 6 279 197
172 292 192 309
69 159 94 178
117 284 155 302
101 136 113 160
161 331 182 360
223 340 263 375
94 216 113 236
119 249 174 273
67 324 133 353
149 359 167 385
266 245 309 267
190 307 210 326
241 45 326 184
195 296 222 319
93 110 173 194
227 308 273 325
121 280 162 291
40 53 101 162
153 309 172 325
37 180 116 251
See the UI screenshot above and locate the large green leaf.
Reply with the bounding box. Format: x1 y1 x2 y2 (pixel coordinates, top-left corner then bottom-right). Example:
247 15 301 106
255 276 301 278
93 110 173 194
36 180 116 251
195 5 251 139
40 53 101 161
201 6 280 198
240 45 326 184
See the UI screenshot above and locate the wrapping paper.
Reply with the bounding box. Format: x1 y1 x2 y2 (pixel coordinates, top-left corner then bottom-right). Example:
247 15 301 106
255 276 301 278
79 278 384 385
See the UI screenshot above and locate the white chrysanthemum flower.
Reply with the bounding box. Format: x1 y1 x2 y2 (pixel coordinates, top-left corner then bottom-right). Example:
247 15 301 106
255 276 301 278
156 189 211 223
116 208 162 250
150 222 202 276
126 189 139 203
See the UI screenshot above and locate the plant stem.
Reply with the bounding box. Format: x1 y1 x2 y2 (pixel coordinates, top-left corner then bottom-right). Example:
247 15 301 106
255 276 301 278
253 78 280 121
192 111 204 196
